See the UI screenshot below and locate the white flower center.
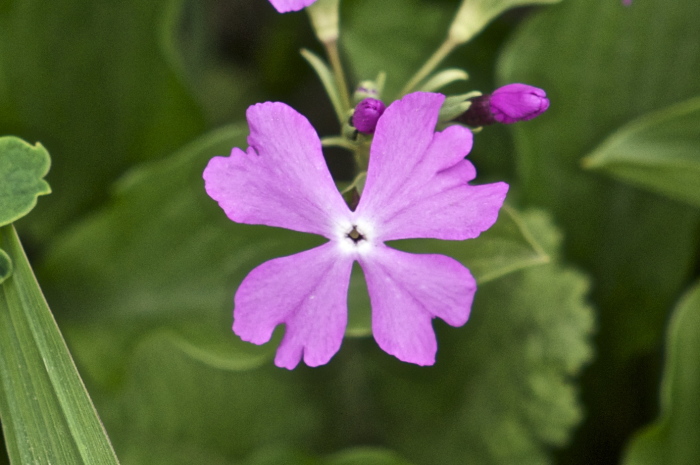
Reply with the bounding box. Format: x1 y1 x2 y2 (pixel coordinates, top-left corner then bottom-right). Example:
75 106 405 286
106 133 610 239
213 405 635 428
335 218 375 256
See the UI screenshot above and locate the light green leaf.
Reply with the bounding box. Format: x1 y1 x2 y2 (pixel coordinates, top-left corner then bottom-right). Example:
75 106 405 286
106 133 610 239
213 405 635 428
622 281 700 465
0 247 11 283
0 225 119 464
449 0 562 45
326 447 415 465
0 0 205 238
0 136 50 227
583 96 700 207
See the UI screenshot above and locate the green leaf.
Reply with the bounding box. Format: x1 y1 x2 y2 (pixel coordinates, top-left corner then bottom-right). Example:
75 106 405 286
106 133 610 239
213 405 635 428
499 0 700 357
0 225 119 464
95 333 322 465
346 205 552 336
0 0 206 238
326 447 415 465
0 136 50 227
344 0 452 99
350 210 594 465
449 0 562 45
498 0 700 458
0 247 11 284
583 96 700 208
622 281 700 465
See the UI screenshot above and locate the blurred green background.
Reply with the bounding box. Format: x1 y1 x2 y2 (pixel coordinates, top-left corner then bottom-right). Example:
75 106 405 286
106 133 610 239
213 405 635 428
1 0 698 464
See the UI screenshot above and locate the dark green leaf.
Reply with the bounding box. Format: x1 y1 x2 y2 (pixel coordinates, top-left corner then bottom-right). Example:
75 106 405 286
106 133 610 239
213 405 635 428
622 281 700 465
583 96 700 207
0 226 119 464
498 0 700 358
353 210 594 465
0 136 50 227
346 205 553 336
344 0 452 99
498 0 700 459
0 0 206 238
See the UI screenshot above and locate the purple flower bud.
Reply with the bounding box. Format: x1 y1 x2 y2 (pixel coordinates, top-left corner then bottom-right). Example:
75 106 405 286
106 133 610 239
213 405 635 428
489 84 550 124
455 83 549 126
352 98 386 134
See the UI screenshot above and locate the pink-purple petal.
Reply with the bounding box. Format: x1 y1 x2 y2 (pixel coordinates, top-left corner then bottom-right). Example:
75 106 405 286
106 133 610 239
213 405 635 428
233 243 353 369
268 0 317 13
359 246 476 365
357 100 509 241
358 92 444 218
203 101 349 237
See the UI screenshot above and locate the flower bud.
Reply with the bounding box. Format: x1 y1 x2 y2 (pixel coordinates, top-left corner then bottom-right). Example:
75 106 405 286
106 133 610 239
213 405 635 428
351 98 386 134
455 83 549 126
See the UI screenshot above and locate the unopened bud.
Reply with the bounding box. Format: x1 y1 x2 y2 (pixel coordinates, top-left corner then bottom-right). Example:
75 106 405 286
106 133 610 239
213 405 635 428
351 98 386 134
455 83 549 126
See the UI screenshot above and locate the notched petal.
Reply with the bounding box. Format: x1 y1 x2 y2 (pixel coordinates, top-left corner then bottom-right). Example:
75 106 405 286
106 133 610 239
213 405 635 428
233 243 353 369
359 246 476 365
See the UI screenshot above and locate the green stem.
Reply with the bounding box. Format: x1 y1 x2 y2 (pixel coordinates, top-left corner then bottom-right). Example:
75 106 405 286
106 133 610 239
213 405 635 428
325 39 352 114
400 38 459 96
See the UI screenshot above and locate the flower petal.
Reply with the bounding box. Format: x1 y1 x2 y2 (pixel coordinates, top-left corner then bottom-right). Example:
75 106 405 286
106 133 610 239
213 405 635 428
268 0 317 13
357 92 509 241
203 101 349 237
233 243 353 369
359 246 476 365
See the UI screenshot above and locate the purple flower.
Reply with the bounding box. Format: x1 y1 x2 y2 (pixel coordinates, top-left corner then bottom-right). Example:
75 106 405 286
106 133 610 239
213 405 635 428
622 0 632 5
456 83 550 126
203 92 509 369
268 0 316 13
352 98 386 134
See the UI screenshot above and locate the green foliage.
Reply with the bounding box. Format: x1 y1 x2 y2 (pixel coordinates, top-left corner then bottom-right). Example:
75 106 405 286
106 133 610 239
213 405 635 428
622 281 700 465
498 0 700 460
344 0 452 99
449 0 562 45
40 121 594 464
0 248 11 284
0 0 206 239
0 226 119 464
499 0 700 358
0 136 50 227
364 211 594 465
583 96 700 208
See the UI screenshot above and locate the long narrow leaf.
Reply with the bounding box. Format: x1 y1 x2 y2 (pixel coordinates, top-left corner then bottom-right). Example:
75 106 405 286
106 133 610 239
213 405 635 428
0 225 119 464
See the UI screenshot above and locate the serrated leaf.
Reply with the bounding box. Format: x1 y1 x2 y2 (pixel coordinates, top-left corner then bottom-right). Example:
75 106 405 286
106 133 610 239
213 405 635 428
621 281 700 465
499 0 700 356
583 96 700 207
349 210 594 465
346 205 552 336
0 225 119 464
0 136 50 227
0 0 205 238
498 0 700 459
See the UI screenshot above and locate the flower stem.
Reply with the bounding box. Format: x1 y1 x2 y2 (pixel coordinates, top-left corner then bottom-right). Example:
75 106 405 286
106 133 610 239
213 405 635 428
325 39 352 115
400 38 459 96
